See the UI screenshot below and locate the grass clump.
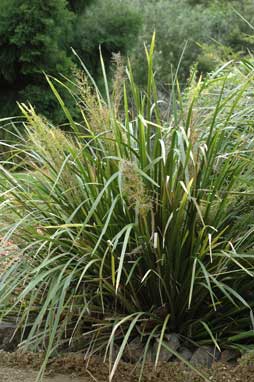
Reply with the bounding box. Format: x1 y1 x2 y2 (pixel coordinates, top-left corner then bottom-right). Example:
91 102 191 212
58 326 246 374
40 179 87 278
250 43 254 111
0 37 254 381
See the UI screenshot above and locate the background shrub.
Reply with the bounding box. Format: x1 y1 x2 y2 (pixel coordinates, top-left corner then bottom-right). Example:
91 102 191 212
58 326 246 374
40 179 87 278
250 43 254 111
131 0 254 86
72 0 142 81
1 0 254 123
0 0 74 120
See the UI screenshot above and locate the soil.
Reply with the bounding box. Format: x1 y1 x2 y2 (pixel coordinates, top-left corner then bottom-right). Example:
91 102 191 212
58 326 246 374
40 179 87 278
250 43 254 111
0 367 85 382
1 351 254 382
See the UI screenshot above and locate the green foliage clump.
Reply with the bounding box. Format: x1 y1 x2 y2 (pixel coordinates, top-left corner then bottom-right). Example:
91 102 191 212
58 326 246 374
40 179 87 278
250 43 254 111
131 0 254 85
0 0 142 127
0 40 254 381
73 0 142 78
67 0 94 13
0 0 73 80
0 0 74 121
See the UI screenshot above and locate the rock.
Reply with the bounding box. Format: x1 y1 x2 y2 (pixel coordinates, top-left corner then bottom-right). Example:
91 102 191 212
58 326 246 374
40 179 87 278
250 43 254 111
221 349 240 364
190 346 220 368
152 345 171 362
178 347 192 362
164 333 180 350
152 333 180 362
109 343 120 361
144 348 154 363
123 337 144 363
0 321 18 351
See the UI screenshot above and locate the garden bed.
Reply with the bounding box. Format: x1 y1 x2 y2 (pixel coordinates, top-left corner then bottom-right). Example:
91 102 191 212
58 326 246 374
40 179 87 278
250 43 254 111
1 351 254 382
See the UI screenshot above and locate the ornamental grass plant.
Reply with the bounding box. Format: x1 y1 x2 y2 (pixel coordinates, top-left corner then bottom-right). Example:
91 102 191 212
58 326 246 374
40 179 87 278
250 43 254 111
0 37 254 381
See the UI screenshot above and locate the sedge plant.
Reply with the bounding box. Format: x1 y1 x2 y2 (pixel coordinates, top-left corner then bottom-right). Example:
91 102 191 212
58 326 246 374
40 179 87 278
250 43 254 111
0 36 254 381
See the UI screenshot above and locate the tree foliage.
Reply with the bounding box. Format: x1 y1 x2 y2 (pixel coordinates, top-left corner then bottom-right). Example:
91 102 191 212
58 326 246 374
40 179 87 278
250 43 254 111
131 0 254 85
0 0 74 121
72 0 142 77
67 0 94 13
0 0 141 121
0 0 254 122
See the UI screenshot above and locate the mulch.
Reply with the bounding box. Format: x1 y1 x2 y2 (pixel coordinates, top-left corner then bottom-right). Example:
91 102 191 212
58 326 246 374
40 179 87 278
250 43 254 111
0 351 254 382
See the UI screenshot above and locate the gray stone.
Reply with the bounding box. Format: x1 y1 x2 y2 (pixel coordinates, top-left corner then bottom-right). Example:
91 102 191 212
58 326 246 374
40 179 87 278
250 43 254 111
153 333 180 362
178 346 193 362
190 346 220 368
110 343 120 361
0 321 18 351
165 333 180 350
144 348 154 363
123 337 144 363
152 344 171 362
